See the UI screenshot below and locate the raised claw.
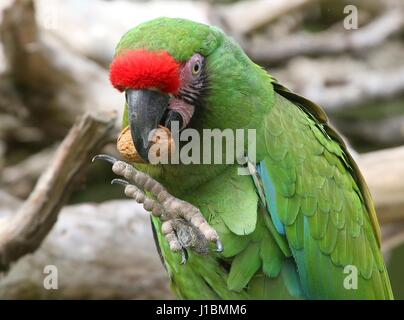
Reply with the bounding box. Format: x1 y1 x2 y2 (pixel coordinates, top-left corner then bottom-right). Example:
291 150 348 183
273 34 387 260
97 154 222 262
215 239 224 253
111 178 130 186
92 154 118 164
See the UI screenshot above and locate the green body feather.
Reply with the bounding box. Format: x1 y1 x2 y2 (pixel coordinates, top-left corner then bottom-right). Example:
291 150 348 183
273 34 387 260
116 18 393 299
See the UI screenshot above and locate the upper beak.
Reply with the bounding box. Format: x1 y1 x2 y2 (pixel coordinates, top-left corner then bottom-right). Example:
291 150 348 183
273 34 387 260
126 89 169 162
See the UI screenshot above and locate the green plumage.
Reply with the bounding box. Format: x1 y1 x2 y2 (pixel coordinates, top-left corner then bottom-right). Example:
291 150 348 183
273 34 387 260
116 17 393 299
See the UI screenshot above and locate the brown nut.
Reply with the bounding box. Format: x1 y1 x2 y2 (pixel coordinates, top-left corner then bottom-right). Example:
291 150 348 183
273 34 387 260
117 126 174 163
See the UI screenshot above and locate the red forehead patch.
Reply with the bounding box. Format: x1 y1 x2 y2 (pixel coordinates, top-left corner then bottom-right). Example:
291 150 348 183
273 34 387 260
109 50 180 94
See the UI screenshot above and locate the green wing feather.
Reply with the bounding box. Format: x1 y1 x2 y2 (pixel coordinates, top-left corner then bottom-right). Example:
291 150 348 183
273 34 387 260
258 80 393 299
272 80 381 246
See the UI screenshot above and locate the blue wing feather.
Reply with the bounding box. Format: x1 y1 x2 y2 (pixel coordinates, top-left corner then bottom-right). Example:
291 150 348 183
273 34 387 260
257 161 285 235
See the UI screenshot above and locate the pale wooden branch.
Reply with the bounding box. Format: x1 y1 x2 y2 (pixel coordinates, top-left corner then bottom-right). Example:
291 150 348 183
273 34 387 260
273 51 404 112
0 112 115 271
360 146 404 225
218 0 316 35
381 223 404 254
359 146 404 253
0 194 172 299
316 65 404 112
333 116 404 148
0 142 121 199
249 9 404 65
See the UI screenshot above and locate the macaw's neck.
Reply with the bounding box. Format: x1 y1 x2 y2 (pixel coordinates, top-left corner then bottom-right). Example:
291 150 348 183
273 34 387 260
134 162 235 196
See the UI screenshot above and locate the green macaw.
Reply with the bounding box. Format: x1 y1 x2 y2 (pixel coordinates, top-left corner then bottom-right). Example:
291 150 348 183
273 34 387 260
97 17 393 300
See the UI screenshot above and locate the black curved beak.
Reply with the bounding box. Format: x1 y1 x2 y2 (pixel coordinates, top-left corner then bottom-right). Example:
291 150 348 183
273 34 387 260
126 89 169 162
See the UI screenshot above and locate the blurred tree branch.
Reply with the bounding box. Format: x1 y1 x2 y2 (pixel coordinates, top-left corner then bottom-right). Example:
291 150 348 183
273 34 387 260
272 50 404 113
248 9 404 65
333 116 404 148
0 112 115 272
360 146 404 226
217 0 316 35
0 0 121 139
0 194 172 299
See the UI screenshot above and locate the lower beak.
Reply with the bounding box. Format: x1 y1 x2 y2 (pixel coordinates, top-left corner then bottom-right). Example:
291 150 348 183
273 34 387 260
126 89 169 162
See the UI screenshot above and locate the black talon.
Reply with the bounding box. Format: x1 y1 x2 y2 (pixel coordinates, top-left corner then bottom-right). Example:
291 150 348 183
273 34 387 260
92 154 118 164
111 178 130 186
215 240 224 253
180 248 188 265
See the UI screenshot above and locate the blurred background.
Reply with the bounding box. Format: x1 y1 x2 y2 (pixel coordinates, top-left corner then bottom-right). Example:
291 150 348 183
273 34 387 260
0 0 403 299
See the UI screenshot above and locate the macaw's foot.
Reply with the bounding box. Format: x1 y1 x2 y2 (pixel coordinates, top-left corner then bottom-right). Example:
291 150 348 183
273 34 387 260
92 154 223 264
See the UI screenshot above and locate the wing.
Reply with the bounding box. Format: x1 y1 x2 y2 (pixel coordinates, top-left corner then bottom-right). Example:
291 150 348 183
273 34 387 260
255 81 393 299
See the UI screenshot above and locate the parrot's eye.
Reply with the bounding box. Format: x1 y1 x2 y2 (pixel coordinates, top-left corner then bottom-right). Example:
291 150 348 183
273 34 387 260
192 61 201 75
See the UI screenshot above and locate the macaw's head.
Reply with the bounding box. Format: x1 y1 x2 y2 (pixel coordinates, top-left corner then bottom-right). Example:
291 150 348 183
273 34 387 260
110 17 271 162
